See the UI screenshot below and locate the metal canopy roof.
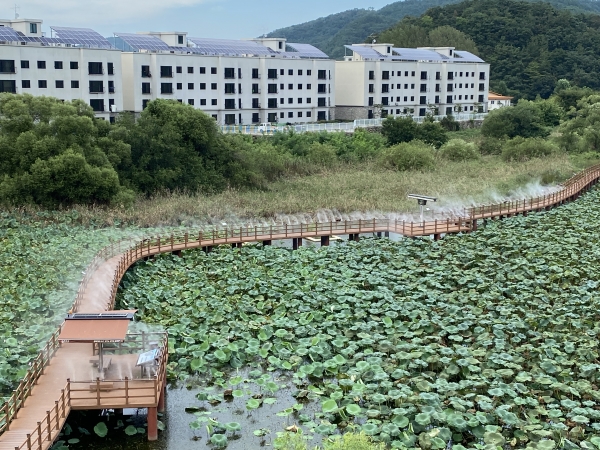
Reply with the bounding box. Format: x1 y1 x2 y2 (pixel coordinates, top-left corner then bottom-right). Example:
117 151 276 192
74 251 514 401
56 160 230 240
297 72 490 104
58 319 132 343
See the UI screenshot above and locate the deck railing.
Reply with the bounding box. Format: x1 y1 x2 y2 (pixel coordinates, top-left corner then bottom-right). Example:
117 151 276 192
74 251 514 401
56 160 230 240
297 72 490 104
9 382 70 450
2 162 600 444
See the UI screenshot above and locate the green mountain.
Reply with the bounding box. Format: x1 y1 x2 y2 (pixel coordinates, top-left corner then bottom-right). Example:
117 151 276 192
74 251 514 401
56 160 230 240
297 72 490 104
267 0 600 59
379 0 600 99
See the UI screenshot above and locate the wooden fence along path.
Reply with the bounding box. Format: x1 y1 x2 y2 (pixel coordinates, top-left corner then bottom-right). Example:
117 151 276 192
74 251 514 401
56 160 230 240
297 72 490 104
1 163 600 450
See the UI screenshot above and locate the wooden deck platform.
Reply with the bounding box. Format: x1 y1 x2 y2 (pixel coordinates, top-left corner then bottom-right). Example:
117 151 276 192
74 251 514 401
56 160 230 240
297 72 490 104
1 163 600 450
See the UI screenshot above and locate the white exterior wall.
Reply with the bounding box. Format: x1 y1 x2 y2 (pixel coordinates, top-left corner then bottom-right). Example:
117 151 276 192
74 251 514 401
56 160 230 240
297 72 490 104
0 43 123 120
121 52 335 125
488 98 512 111
336 56 490 119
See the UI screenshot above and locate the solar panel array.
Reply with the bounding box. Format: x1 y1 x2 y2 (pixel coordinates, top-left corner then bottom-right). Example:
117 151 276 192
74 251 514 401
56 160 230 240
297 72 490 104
50 26 114 49
114 33 170 51
345 45 386 60
188 37 274 56
392 48 449 61
286 43 329 59
0 26 24 42
453 51 484 63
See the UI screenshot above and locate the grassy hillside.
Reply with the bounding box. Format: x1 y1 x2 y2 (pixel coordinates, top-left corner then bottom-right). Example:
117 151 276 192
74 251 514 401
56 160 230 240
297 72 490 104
267 0 600 59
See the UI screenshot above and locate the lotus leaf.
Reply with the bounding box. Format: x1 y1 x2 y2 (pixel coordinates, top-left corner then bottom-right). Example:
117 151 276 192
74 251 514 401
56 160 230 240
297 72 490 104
210 434 228 447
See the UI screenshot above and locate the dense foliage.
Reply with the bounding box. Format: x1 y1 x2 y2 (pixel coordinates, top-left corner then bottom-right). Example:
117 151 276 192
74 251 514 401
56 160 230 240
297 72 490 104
378 0 600 100
118 186 600 448
266 0 600 60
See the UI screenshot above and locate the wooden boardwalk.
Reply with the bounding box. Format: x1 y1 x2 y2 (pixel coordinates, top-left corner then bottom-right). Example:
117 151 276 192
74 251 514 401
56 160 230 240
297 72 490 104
1 163 600 450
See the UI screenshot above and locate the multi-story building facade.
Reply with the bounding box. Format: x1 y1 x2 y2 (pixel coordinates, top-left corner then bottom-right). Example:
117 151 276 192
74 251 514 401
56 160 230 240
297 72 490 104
335 43 490 120
0 19 123 121
113 33 335 125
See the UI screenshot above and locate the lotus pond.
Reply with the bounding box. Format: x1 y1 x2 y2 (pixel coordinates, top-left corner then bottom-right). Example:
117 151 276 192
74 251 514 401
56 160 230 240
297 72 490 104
113 187 600 449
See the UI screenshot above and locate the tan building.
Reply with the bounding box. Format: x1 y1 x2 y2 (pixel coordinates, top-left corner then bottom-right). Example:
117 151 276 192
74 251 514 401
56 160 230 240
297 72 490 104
335 43 490 120
488 91 513 111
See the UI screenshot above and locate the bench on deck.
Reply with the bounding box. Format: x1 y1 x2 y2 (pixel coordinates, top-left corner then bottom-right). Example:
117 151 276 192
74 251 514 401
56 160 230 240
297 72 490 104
89 381 114 392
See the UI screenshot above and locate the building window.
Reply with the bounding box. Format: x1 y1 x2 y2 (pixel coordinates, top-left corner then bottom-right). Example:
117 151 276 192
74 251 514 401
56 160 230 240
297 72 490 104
252 113 260 123
436 72 441 80
200 83 206 90
381 84 389 93
420 84 427 93
419 108 426 117
404 96 408 102
54 61 63 70
381 97 389 106
317 70 327 80
177 83 183 90
280 83 284 90
288 112 294 118
298 84 303 90
37 61 46 69
368 84 374 93
252 98 260 108
252 84 260 94
160 66 173 78
178 35 184 45
225 99 235 110
22 80 31 88
56 80 64 88
280 69 285 76
188 83 194 90
420 71 428 80
435 84 440 92
161 83 173 94
141 65 151 77
478 95 484 102
211 67 217 75
479 72 486 80
0 80 16 93
447 84 453 92
479 83 485 91
411 71 415 76
411 84 415 89
108 62 114 75
288 69 293 75
318 84 327 93
89 81 103 93
38 80 47 88
382 71 390 80
90 99 104 112
89 62 103 75
71 80 79 88
296 98 301 104
448 72 454 80
286 98 292 104
368 97 374 106
317 111 326 121
0 60 15 73
21 60 29 69
288 84 293 90
446 95 453 104
142 83 151 94
307 70 312 76
200 67 206 74
30 23 38 34
211 99 218 105
224 114 235 125
268 84 278 94
251 68 259 79
211 83 217 90
298 70 303 76
435 95 440 103
410 96 414 102
224 67 235 79
307 98 312 104
200 99 207 105
306 84 311 90
267 69 278 79
420 96 426 105
225 83 235 94
298 112 303 118
268 98 278 108
142 99 150 109
70 61 78 70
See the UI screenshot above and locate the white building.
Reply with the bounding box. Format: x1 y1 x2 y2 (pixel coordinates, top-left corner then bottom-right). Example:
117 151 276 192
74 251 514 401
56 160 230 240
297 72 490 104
488 91 513 111
112 33 335 125
0 19 123 121
335 44 490 120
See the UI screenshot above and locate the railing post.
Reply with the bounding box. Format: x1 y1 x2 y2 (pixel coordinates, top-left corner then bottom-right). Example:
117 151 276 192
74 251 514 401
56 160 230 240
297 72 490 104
125 377 129 405
54 401 60 429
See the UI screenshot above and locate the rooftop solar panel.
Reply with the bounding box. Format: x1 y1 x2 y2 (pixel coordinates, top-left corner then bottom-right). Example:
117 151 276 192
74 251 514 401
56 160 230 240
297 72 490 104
286 43 329 59
0 26 23 42
345 45 387 60
114 33 170 51
50 26 113 49
392 48 449 61
188 37 273 56
453 51 484 63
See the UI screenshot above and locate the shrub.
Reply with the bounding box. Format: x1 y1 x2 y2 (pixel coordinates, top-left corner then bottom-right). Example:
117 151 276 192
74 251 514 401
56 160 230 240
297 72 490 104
501 137 557 162
381 116 418 145
306 142 338 166
439 139 479 161
440 115 461 131
417 121 449 148
479 137 504 155
379 140 435 171
481 101 549 139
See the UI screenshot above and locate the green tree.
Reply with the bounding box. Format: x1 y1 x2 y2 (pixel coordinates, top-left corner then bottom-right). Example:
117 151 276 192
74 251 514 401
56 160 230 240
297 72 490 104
417 120 448 148
381 116 419 145
481 100 549 139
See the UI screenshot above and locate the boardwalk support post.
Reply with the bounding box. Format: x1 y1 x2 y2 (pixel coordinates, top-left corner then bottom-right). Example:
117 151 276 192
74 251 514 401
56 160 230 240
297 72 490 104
147 407 158 441
293 238 302 250
263 240 272 246
158 386 166 413
321 235 330 247
434 233 441 241
472 220 478 232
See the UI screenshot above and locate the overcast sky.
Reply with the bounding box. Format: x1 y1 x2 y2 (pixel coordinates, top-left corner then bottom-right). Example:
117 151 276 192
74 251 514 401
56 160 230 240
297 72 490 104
9 0 394 41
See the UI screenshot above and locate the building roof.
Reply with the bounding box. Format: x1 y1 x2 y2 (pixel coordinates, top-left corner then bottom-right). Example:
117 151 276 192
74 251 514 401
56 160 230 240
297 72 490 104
344 45 485 63
488 91 513 100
